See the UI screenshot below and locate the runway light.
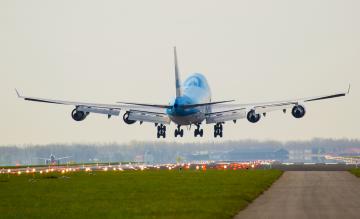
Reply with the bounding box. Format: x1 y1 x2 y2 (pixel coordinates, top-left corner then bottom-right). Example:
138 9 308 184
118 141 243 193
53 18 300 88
32 168 36 173
45 169 49 173
85 167 91 172
103 167 108 171
224 165 227 169
196 165 199 170
26 170 30 173
17 171 21 175
202 165 206 171
39 170 43 174
7 169 11 173
61 170 65 174
113 168 117 171
118 168 123 171
251 164 255 168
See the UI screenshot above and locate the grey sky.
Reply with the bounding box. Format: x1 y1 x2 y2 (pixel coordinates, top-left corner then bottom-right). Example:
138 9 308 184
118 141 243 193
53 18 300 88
1 0 359 145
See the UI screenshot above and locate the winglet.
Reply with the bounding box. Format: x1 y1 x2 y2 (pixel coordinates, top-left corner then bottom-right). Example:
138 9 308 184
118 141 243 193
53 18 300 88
15 88 22 98
347 84 351 94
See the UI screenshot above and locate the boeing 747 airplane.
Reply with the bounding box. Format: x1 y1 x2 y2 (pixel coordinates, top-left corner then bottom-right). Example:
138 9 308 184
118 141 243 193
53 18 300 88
16 48 350 138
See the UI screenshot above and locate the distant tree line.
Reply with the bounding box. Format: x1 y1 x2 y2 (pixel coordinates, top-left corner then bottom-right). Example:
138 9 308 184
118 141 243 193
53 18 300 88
0 138 359 165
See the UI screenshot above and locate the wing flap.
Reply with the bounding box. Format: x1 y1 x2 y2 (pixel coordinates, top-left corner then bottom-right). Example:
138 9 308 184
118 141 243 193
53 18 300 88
206 108 246 124
128 110 170 124
254 103 295 114
77 106 120 116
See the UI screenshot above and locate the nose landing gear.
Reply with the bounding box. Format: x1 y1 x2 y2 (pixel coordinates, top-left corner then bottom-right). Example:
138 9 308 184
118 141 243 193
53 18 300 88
194 124 204 137
157 124 166 138
174 125 184 137
214 123 223 138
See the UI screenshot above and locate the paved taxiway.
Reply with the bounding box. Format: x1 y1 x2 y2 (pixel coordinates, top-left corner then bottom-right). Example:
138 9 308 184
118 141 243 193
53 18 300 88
235 171 360 219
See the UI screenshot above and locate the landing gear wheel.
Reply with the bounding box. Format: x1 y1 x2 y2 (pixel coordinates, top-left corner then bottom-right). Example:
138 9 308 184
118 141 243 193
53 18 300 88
214 123 223 138
175 125 184 138
157 124 166 138
194 124 203 137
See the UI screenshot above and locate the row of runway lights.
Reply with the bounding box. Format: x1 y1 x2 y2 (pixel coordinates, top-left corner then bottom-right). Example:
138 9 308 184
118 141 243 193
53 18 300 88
0 163 258 175
0 167 125 175
0 164 257 175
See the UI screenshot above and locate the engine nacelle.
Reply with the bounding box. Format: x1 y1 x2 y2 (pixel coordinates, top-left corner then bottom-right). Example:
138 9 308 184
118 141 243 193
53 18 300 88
247 109 261 123
71 109 88 121
123 111 136 124
291 105 306 118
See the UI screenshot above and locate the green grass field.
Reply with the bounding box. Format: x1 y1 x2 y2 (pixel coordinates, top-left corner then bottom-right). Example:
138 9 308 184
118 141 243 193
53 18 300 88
349 168 360 177
0 169 282 219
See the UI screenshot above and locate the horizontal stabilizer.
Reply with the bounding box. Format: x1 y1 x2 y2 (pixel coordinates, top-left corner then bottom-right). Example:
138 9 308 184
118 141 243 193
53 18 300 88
116 101 171 109
180 100 235 109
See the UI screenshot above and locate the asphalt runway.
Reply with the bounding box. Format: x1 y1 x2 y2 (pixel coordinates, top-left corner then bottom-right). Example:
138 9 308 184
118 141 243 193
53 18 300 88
234 171 360 219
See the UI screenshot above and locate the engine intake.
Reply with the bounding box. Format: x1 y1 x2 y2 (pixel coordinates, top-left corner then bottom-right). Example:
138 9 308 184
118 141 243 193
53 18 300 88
123 111 136 124
71 109 88 121
247 110 261 123
292 105 306 118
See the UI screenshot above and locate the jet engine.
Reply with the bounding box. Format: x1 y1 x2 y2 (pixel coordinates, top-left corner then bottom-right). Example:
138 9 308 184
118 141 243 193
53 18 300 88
291 105 306 118
71 109 88 121
247 109 261 123
123 111 136 124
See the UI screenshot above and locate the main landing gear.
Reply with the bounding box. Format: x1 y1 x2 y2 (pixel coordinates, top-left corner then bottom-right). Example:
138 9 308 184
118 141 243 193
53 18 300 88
194 124 204 137
157 124 166 138
214 123 223 138
174 125 184 138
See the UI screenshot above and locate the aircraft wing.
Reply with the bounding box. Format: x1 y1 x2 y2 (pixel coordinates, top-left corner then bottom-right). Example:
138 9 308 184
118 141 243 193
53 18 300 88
56 156 72 160
16 90 170 124
207 86 350 124
36 158 50 160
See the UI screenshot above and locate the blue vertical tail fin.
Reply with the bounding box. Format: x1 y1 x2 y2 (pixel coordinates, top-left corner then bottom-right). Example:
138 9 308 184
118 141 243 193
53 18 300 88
174 47 182 98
